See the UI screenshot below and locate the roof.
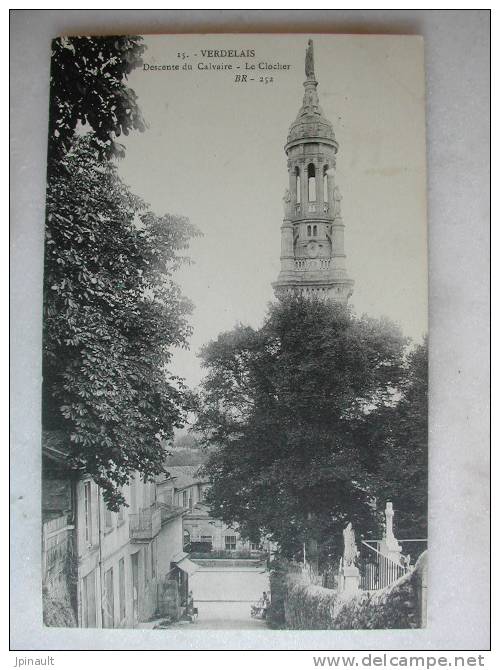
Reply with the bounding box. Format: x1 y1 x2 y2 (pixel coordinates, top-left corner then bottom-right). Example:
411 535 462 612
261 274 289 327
42 430 69 458
286 41 336 149
42 430 82 475
161 464 208 490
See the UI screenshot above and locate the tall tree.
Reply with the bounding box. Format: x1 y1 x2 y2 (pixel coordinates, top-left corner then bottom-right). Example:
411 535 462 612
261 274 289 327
368 338 428 540
43 137 198 508
48 35 146 166
196 296 410 561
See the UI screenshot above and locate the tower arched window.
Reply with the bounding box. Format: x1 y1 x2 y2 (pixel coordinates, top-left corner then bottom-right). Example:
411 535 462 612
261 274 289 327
313 225 317 236
295 166 301 204
307 164 316 201
323 166 329 202
307 225 312 237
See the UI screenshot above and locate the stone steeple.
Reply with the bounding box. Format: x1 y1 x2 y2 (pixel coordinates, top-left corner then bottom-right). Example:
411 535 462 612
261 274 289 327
272 39 354 303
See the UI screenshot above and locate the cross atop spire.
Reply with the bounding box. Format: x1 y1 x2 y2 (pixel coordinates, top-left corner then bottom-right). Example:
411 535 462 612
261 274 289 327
305 38 315 80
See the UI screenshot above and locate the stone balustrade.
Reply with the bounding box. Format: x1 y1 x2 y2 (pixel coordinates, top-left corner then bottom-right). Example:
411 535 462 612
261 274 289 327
295 258 331 271
293 202 330 216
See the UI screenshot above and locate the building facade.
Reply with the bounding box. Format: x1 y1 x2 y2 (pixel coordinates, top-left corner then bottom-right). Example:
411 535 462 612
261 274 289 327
183 503 264 555
42 434 191 628
273 39 354 303
160 465 265 556
157 465 209 512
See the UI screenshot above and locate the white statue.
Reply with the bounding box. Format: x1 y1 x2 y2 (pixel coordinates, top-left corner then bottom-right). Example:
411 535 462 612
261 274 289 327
382 501 402 555
282 188 291 216
342 522 359 567
305 38 315 79
385 502 394 541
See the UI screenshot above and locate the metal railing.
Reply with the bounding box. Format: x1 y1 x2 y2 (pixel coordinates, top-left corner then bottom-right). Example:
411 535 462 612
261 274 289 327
188 548 265 560
359 540 408 591
398 539 428 565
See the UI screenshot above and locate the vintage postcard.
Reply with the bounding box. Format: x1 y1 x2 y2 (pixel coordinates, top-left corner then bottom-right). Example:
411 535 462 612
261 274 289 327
41 34 427 634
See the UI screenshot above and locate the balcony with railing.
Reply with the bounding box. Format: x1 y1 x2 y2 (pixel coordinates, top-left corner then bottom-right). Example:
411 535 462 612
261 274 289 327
129 506 162 542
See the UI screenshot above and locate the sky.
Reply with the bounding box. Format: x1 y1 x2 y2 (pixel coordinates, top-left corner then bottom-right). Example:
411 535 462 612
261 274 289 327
118 35 427 390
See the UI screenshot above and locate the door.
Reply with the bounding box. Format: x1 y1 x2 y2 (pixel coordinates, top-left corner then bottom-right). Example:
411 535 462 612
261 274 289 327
104 567 114 628
82 570 97 627
131 552 139 626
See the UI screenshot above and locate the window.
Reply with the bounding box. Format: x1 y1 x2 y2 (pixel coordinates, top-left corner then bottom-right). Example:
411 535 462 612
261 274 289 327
307 164 316 201
119 558 126 621
295 166 301 203
144 545 149 584
250 542 260 551
151 538 157 579
129 476 137 513
131 552 139 623
161 488 173 505
313 225 317 236
323 166 329 202
104 500 113 530
142 480 149 509
104 567 114 628
307 225 311 237
182 490 188 508
225 535 237 551
84 482 92 546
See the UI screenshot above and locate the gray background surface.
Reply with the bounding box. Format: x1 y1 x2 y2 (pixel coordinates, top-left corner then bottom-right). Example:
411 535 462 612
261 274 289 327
10 9 490 650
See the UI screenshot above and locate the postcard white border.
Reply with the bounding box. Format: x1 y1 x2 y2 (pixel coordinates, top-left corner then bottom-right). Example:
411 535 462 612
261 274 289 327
10 9 490 651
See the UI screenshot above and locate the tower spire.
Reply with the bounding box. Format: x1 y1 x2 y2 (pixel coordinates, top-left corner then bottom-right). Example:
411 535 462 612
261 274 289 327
272 40 354 304
300 39 321 117
305 38 315 80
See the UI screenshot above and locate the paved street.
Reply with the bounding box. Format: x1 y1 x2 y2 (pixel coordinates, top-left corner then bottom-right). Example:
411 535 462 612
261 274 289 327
170 564 270 630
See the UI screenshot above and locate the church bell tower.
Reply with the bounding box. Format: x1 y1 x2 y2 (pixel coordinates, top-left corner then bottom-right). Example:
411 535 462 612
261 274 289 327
272 40 354 303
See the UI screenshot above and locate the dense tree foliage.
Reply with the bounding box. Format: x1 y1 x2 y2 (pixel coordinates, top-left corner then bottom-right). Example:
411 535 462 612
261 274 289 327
43 137 198 508
48 35 146 166
195 297 420 561
368 339 428 540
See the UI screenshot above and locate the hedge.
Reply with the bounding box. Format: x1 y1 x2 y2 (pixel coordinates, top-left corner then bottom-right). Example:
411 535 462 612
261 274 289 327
269 552 427 630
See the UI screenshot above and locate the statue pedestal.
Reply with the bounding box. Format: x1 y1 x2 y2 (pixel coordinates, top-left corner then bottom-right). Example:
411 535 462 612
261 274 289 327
340 565 360 594
380 502 402 565
379 538 402 566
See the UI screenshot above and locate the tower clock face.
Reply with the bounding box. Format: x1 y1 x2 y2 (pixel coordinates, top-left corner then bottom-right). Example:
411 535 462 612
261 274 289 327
307 241 319 258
